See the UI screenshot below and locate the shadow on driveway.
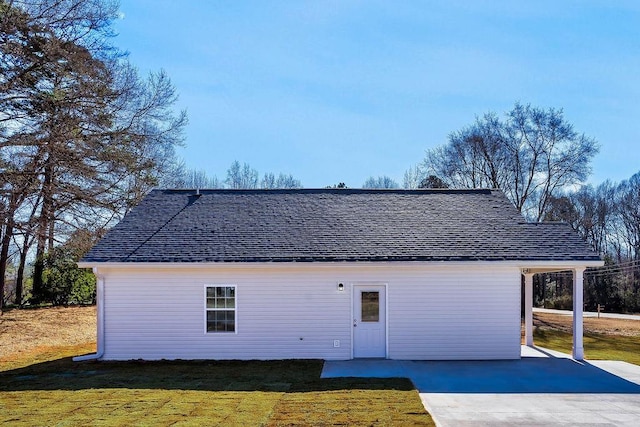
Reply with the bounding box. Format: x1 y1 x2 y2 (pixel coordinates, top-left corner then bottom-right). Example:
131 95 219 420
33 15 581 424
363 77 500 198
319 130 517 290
322 348 640 394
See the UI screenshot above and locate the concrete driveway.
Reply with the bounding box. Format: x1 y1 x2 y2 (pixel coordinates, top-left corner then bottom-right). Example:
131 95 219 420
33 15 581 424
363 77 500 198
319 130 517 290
321 346 640 426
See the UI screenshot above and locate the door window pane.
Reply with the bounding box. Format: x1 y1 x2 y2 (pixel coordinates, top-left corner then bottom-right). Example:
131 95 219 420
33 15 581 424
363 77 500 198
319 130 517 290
361 291 379 322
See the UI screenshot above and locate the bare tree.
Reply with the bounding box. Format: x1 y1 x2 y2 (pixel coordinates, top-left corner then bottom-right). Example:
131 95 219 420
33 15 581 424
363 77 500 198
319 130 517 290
261 173 277 189
544 171 640 262
163 162 221 189
261 172 301 189
617 172 640 261
540 171 640 313
225 161 258 189
162 161 302 191
544 181 616 256
422 103 599 221
362 176 399 189
403 164 424 189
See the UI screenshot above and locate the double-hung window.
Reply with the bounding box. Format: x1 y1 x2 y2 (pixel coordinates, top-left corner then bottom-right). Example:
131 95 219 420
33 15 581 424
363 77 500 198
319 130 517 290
205 285 236 333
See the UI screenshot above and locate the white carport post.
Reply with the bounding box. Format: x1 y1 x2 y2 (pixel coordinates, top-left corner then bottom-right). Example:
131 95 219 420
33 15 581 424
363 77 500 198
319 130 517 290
572 267 586 360
524 272 534 347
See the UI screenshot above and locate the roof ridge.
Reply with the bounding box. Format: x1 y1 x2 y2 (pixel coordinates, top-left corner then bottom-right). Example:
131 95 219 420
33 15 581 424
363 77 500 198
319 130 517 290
152 188 498 195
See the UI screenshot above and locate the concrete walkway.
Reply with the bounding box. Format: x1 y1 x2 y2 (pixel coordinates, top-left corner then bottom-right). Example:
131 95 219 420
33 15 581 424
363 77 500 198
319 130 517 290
322 347 640 426
534 307 640 321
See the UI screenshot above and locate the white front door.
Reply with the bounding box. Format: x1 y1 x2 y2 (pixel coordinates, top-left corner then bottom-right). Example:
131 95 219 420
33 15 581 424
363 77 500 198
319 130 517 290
353 285 386 358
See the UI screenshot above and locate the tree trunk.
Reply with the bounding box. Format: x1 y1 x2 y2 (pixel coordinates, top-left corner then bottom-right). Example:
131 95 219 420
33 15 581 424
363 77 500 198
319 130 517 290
31 234 46 304
32 162 54 304
0 224 13 312
0 195 18 313
47 213 55 252
15 234 31 307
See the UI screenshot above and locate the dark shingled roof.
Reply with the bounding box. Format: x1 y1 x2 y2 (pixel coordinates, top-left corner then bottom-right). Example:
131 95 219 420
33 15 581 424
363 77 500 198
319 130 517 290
82 188 601 263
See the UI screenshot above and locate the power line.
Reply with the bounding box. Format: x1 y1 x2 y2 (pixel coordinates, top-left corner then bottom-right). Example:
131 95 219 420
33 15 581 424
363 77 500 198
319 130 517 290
533 265 639 279
588 259 640 269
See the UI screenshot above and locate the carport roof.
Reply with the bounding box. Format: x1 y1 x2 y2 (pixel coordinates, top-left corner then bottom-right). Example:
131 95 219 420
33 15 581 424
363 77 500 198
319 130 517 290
82 188 601 263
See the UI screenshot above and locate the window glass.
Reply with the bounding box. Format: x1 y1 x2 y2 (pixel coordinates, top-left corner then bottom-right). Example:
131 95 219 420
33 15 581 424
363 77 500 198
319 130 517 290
361 291 379 322
206 286 236 332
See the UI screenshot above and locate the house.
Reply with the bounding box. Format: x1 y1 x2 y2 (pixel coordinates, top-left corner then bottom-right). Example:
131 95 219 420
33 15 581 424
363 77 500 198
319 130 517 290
76 188 602 362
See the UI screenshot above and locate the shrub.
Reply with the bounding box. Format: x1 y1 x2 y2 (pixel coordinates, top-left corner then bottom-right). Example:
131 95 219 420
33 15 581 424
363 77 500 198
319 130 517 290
38 248 95 305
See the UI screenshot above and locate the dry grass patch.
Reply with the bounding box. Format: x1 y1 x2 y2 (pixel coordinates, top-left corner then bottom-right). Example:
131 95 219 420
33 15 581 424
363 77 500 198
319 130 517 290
534 311 640 337
0 343 96 372
0 306 96 362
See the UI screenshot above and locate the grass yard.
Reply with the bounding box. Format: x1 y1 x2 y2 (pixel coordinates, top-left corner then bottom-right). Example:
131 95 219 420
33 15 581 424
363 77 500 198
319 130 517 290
532 312 640 366
4 307 639 426
534 328 640 366
0 307 433 426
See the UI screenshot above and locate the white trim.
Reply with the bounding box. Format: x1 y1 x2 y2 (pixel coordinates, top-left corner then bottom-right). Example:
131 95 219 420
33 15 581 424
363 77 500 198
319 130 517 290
524 273 534 347
350 283 354 360
572 268 585 360
351 282 388 359
204 284 238 335
78 260 604 270
385 283 389 359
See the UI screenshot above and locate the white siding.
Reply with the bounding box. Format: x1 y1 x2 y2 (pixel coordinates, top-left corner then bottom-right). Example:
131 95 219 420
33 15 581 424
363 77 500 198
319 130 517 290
387 267 521 360
99 263 521 360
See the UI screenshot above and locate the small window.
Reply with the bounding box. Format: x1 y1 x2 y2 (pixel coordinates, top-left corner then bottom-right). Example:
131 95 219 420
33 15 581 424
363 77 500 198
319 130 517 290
205 286 236 333
361 291 380 322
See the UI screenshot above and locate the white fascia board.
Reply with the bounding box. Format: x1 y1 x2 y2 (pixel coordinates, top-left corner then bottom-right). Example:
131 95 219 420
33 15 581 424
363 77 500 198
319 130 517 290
78 259 604 271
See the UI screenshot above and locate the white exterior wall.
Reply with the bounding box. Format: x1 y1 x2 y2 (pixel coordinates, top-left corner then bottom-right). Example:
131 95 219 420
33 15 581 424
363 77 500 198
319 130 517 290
98 263 521 361
387 267 521 360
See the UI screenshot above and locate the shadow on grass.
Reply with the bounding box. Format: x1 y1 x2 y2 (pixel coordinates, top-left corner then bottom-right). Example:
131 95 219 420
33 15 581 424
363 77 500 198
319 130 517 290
0 357 415 393
535 328 640 366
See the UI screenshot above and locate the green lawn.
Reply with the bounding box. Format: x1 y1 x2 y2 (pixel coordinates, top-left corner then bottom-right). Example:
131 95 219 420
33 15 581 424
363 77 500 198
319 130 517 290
0 350 433 426
534 328 640 366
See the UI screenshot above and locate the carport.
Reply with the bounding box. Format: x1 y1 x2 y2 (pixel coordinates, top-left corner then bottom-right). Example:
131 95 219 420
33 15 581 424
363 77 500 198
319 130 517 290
522 264 600 360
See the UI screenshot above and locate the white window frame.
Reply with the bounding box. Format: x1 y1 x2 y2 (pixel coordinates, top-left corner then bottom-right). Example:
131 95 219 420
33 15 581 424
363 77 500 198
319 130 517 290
204 284 237 334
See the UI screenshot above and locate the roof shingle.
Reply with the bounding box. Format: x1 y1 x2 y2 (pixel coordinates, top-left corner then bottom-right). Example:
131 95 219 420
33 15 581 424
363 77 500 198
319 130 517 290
82 188 601 263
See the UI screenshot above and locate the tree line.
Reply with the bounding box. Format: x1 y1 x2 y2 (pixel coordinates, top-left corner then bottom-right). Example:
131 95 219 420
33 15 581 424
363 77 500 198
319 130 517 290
535 175 640 312
164 160 301 190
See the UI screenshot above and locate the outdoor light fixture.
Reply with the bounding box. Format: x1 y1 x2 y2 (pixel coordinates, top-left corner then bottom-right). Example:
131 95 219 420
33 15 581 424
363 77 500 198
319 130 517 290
338 283 344 291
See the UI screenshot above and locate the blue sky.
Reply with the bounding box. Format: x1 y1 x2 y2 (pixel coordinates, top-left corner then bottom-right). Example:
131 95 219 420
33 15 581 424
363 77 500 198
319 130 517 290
115 1 639 188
